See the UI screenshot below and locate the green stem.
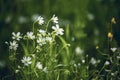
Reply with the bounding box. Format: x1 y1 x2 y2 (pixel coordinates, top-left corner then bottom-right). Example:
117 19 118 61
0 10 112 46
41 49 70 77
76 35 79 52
27 39 28 54
95 64 105 79
110 23 113 33
34 69 39 78
32 20 38 33
57 71 60 80
46 19 51 32
21 68 28 80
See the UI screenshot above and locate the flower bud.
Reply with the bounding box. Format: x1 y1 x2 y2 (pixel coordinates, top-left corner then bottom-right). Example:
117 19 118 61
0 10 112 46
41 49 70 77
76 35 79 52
111 17 116 24
96 45 99 49
108 32 113 38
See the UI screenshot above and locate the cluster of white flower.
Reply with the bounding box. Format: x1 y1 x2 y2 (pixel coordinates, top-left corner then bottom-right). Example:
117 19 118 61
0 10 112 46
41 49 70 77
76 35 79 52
7 32 22 51
21 56 47 71
37 37 46 46
6 14 64 75
36 29 53 47
38 29 46 36
7 14 64 51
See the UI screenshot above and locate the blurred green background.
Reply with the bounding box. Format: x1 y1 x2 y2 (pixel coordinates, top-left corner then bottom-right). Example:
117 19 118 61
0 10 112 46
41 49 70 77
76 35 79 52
0 0 120 78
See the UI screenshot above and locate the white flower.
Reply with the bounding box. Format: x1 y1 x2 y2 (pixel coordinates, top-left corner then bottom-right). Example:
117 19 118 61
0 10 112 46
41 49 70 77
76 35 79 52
87 13 94 21
75 46 83 55
111 73 115 76
43 67 48 73
12 32 22 41
15 69 19 73
82 59 85 63
32 54 35 58
52 24 64 35
18 65 21 69
45 37 52 43
38 29 46 36
110 48 117 52
9 41 18 51
90 57 97 65
117 56 120 59
37 16 44 25
36 62 42 69
51 15 58 24
104 61 110 65
78 63 81 66
26 32 35 40
5 41 8 44
74 64 77 67
37 37 46 46
21 56 32 66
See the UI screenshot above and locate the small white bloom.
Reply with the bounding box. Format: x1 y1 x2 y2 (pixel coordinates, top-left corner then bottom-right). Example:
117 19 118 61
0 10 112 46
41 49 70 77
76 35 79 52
110 48 117 52
74 64 77 67
21 56 32 66
90 57 97 65
5 41 8 44
37 37 46 46
87 13 94 21
38 29 46 36
12 32 22 41
82 59 85 63
52 24 64 35
18 65 21 69
43 67 48 73
36 62 42 69
15 69 19 73
26 32 35 40
71 37 75 41
37 16 44 25
117 56 120 59
32 54 35 58
9 41 18 51
78 63 81 66
51 14 58 24
46 37 52 43
111 73 115 76
105 69 111 72
104 61 110 65
75 46 83 55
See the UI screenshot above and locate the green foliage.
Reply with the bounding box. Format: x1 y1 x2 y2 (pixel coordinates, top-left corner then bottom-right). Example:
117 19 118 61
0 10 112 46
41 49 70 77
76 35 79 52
0 0 120 80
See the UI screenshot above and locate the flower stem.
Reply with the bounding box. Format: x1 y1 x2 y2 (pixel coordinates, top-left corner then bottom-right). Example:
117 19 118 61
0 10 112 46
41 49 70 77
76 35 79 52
32 20 38 33
46 19 51 32
95 64 105 79
57 71 60 80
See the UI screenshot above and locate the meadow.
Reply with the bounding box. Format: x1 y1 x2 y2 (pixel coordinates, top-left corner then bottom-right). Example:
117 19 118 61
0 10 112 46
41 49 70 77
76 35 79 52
0 0 120 80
